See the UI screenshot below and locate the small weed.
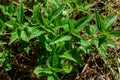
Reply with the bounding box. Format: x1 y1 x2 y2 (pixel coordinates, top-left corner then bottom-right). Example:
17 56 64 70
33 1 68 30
0 0 120 80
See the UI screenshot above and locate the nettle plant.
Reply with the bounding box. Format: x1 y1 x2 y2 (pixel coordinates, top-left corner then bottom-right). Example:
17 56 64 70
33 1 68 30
0 0 120 80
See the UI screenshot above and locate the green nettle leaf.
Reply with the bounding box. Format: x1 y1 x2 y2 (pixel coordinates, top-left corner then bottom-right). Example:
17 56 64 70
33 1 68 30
69 19 75 33
34 66 41 76
50 35 71 45
84 4 93 10
98 37 106 47
104 15 117 30
0 41 7 45
58 18 69 32
107 39 117 48
81 38 90 47
49 0 61 8
95 11 106 32
59 51 84 66
49 6 65 22
97 45 107 61
86 25 97 35
5 22 14 29
20 31 29 42
9 31 19 45
45 42 52 52
47 74 59 80
33 4 39 19
47 75 55 80
72 32 82 39
61 63 73 73
25 16 40 26
0 6 11 15
94 37 107 61
77 4 93 13
46 57 52 67
17 2 24 23
51 52 59 67
34 66 53 76
107 30 120 38
59 51 79 64
75 0 82 5
47 45 60 67
75 14 94 30
30 27 44 39
38 12 48 26
5 63 12 71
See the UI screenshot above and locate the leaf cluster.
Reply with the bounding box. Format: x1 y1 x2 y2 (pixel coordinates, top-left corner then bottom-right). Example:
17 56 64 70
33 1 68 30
0 0 119 80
